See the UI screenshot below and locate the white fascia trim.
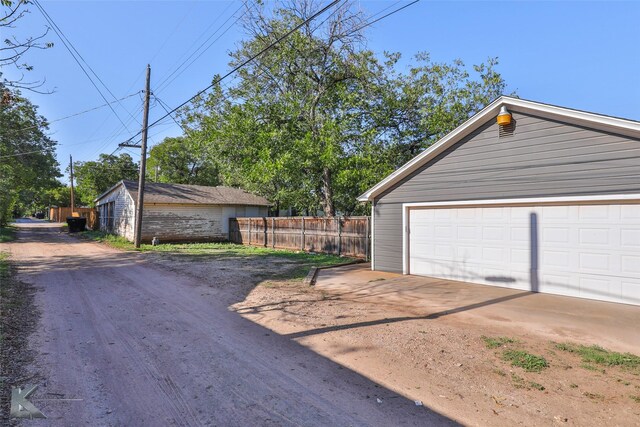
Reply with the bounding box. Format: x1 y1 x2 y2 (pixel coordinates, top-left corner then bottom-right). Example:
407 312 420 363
402 203 408 275
403 193 640 209
505 97 640 137
370 202 375 271
401 193 640 276
94 180 125 204
358 96 640 202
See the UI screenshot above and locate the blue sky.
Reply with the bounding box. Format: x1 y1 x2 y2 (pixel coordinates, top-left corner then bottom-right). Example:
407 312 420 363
4 1 640 180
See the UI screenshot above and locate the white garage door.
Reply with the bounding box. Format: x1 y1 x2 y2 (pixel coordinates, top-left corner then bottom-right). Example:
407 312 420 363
408 204 640 305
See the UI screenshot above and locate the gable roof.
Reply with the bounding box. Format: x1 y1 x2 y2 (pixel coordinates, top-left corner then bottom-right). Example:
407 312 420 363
357 96 640 202
96 180 270 206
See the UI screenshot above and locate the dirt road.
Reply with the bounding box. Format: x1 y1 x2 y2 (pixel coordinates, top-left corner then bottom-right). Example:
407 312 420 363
3 220 453 426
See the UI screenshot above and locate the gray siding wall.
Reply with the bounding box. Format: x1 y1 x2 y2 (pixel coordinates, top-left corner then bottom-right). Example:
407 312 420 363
374 112 640 272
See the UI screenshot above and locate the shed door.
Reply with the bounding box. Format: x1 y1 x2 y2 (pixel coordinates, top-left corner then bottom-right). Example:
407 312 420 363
408 204 640 305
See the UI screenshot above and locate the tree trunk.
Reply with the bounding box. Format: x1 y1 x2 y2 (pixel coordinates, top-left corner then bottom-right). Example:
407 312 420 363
321 167 336 217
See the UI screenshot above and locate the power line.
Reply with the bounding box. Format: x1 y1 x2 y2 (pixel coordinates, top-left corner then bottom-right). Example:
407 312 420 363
154 1 250 95
345 0 420 36
143 0 419 149
32 0 134 132
119 0 344 148
12 92 141 133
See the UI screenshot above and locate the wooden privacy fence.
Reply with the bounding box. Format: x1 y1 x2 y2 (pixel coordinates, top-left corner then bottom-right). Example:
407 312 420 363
229 216 370 259
49 206 99 230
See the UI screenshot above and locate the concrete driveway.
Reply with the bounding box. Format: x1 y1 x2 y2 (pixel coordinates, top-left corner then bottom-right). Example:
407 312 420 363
315 263 640 354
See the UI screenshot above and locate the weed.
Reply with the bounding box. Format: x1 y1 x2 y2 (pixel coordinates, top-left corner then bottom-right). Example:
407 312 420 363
511 373 526 389
583 391 604 401
570 383 579 389
482 336 517 349
529 381 545 391
0 227 15 243
581 363 605 373
493 368 507 377
555 342 640 373
503 350 549 372
630 395 640 404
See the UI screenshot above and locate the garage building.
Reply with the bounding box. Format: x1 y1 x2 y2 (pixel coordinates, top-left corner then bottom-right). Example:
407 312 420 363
358 97 640 306
95 180 269 243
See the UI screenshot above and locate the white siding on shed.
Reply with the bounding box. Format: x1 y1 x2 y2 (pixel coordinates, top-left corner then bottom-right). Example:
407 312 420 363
141 204 268 243
96 184 135 241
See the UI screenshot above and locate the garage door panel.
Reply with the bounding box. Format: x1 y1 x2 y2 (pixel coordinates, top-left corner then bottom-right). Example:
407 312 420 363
622 229 640 248
621 281 640 304
542 227 570 243
409 203 640 306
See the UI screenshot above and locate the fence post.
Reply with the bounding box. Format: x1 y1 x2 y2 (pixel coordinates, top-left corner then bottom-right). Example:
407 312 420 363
248 218 252 245
301 217 305 251
337 217 342 256
263 217 267 247
272 217 275 248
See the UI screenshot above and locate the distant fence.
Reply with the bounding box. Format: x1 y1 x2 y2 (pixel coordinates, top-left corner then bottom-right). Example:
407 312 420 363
229 216 370 259
49 206 99 230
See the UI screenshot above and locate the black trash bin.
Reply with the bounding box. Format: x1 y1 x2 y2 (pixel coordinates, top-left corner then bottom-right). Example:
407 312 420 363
66 216 87 233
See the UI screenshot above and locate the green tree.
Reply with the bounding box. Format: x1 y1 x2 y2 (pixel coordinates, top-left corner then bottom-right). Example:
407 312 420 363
146 136 219 185
1 0 54 92
42 183 71 207
0 83 60 224
73 153 138 206
183 0 509 216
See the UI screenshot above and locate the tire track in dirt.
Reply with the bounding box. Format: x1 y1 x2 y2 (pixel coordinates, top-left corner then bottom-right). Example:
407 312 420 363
73 273 202 426
7 221 456 426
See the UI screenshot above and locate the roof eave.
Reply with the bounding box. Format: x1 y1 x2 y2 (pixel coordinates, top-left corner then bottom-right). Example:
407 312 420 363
358 96 640 202
94 180 126 203
358 96 506 202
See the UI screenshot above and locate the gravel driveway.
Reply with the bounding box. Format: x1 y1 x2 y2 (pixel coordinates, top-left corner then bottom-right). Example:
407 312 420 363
3 220 454 426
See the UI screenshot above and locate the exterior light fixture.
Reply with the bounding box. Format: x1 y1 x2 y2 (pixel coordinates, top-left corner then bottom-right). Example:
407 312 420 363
497 105 512 126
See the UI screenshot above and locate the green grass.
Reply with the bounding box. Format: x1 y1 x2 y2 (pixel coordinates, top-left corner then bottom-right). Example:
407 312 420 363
555 342 640 373
529 381 545 391
0 226 15 243
581 363 605 374
482 336 518 349
81 230 133 249
511 373 526 389
0 252 9 279
583 391 604 401
503 349 549 372
80 231 354 280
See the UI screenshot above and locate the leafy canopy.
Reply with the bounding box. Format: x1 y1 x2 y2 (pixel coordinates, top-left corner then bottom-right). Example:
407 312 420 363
73 153 139 206
179 0 509 216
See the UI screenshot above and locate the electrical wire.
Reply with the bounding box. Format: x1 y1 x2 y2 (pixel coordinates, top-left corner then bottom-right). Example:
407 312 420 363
11 92 141 133
344 0 419 37
142 0 417 150
32 0 135 132
154 1 251 95
118 0 344 148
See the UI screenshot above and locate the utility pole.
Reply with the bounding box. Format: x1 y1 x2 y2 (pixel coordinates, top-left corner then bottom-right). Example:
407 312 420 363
69 154 75 213
134 65 151 248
